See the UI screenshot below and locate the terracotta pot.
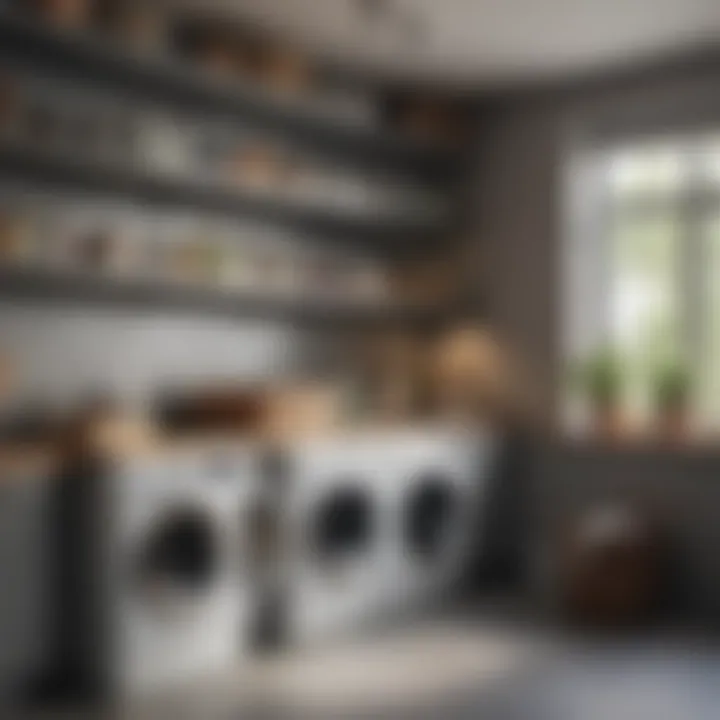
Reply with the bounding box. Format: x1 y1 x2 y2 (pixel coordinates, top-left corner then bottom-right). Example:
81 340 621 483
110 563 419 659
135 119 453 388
590 402 625 442
655 404 690 444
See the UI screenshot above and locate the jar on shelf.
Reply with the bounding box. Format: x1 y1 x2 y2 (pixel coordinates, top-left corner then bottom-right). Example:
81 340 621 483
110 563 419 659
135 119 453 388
350 262 389 305
0 210 34 267
152 217 180 283
193 222 224 287
135 113 194 177
227 141 293 192
101 209 145 278
254 241 298 297
272 245 299 297
74 228 121 272
219 244 251 292
310 254 346 303
257 44 315 98
48 206 89 271
163 218 214 287
218 226 255 291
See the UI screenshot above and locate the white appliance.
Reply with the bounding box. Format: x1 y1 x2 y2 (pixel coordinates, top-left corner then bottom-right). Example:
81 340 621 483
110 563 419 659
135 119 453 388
391 428 494 608
74 442 260 699
283 436 400 647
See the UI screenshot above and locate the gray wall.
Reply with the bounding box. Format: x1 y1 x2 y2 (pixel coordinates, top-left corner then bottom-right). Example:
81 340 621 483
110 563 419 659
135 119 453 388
472 54 720 621
534 444 720 621
472 52 720 420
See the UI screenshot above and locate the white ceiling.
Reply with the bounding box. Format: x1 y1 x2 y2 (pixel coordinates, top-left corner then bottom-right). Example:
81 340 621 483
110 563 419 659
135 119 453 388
183 0 720 85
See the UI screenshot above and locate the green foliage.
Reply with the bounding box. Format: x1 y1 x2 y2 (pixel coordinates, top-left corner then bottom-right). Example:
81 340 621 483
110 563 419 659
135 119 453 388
652 360 691 410
573 349 623 407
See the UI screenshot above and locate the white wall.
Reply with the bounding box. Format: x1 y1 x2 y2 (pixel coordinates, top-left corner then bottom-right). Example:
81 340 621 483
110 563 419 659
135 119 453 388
0 302 313 414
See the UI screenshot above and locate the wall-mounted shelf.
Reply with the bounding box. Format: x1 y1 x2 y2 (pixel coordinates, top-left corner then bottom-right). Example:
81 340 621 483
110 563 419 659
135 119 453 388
0 145 450 256
0 267 446 329
0 13 462 184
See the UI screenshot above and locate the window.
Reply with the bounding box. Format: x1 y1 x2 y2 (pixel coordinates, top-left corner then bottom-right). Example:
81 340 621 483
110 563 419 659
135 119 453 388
563 133 720 429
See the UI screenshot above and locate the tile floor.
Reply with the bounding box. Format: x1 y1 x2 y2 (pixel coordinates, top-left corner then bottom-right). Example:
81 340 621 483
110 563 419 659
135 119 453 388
100 615 720 720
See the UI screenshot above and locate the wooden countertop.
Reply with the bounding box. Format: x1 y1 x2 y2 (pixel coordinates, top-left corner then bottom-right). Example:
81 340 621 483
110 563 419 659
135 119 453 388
0 420 486 482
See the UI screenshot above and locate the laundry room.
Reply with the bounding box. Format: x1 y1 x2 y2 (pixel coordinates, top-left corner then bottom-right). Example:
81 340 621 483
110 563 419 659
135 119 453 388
2 0 720 718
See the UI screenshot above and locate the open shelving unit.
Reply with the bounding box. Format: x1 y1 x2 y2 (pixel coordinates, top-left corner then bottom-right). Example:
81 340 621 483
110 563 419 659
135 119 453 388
0 9 466 327
0 12 461 183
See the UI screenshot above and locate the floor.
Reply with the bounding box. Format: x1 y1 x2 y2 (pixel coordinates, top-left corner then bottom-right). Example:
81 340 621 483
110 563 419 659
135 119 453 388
57 613 720 719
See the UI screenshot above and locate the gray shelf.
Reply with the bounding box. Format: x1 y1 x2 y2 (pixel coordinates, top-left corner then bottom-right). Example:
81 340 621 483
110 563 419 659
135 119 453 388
0 267 446 328
0 145 449 256
0 12 461 184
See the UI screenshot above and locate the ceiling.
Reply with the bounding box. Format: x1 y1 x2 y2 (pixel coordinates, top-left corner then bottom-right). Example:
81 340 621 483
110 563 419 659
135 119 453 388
179 0 720 86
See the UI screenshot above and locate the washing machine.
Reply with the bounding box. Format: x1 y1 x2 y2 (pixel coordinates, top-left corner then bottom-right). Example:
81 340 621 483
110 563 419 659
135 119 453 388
44 441 261 701
392 428 495 608
283 435 400 647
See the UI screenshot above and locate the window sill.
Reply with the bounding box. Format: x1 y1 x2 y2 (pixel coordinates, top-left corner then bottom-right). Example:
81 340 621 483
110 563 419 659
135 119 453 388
551 431 720 458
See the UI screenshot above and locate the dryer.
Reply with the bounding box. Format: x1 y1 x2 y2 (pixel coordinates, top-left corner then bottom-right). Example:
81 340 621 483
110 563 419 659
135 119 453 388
392 428 495 608
283 436 399 647
43 441 261 701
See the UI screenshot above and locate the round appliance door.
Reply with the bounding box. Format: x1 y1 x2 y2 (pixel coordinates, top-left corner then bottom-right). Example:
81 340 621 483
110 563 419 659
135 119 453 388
402 473 462 564
309 483 376 573
131 504 225 615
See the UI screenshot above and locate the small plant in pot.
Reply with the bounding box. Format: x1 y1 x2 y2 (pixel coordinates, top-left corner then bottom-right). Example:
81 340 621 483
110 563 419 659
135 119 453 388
652 361 691 443
576 350 625 441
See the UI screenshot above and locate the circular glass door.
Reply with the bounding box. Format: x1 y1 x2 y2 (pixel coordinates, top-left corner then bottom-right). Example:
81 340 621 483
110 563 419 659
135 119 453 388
133 506 220 611
310 484 375 571
403 474 458 562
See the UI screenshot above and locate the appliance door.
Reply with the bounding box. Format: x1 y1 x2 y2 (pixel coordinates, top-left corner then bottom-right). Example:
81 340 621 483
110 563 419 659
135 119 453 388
401 472 474 596
290 480 381 644
114 497 241 695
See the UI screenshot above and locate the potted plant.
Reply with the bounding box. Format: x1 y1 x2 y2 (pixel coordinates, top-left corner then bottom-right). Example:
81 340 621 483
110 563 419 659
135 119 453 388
576 350 625 440
652 361 691 443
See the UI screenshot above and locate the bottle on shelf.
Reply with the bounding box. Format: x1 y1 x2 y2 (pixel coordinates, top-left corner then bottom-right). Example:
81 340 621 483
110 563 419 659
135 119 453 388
218 231 254 292
227 140 293 193
135 111 194 177
255 42 315 100
0 209 34 267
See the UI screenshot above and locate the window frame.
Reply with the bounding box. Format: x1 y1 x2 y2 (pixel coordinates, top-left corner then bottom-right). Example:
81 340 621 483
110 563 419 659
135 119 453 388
562 133 720 430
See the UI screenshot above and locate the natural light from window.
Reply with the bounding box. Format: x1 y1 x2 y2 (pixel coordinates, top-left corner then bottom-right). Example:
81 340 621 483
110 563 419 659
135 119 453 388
564 132 720 433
